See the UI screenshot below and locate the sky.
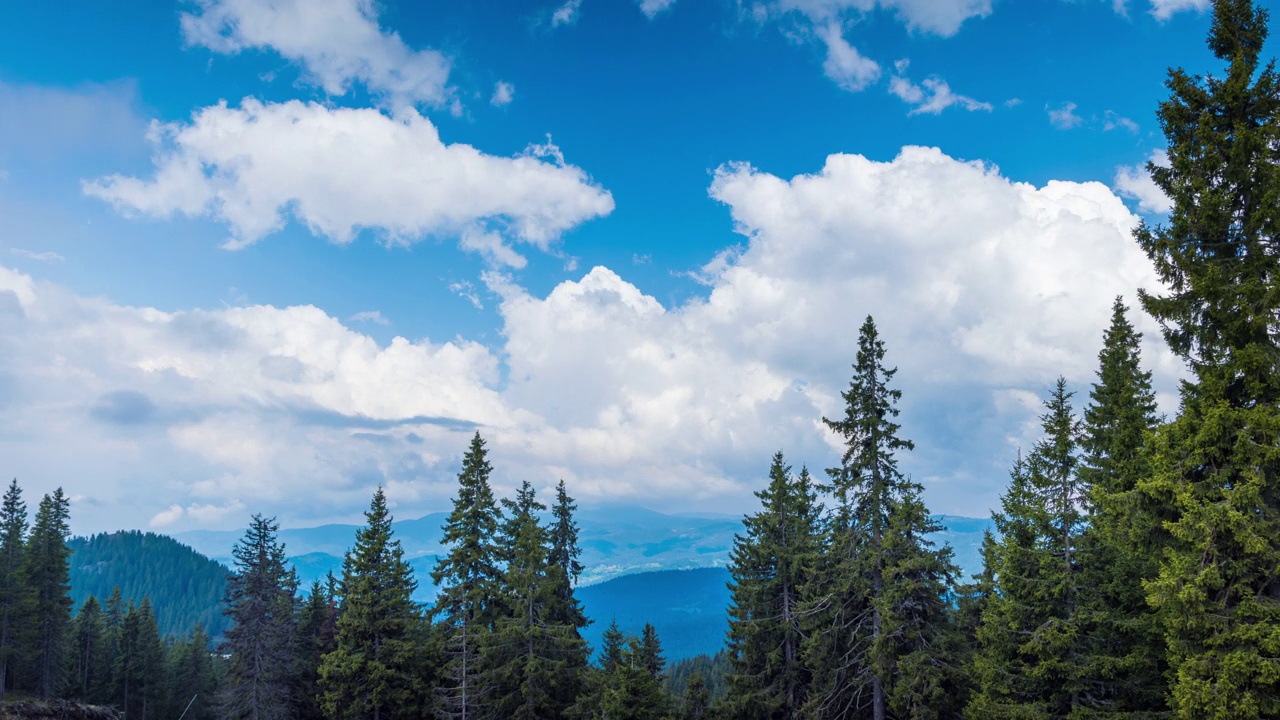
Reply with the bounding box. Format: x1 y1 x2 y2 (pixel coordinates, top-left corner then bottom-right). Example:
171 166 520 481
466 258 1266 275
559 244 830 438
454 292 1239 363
0 0 1256 534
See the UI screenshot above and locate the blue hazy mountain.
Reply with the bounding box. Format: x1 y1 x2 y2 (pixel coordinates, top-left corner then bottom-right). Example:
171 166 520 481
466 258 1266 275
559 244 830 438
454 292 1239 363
73 508 993 660
176 507 993 602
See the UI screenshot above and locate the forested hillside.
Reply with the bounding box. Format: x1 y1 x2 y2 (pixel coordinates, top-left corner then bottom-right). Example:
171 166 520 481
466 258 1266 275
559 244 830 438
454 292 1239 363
67 532 229 642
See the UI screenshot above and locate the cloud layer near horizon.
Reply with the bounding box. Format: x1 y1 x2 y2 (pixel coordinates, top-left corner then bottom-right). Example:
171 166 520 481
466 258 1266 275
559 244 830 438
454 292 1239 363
5 146 1179 533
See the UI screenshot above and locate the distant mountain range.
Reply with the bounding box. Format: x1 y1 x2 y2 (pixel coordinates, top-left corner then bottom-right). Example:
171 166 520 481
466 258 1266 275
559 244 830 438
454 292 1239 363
175 507 993 601
68 507 993 660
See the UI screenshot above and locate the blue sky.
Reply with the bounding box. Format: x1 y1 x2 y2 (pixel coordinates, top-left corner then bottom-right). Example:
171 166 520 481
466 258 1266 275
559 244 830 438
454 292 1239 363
0 0 1251 532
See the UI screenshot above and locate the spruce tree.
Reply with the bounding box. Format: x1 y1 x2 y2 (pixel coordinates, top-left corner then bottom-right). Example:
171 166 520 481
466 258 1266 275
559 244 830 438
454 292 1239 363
968 381 1087 717
1075 298 1167 715
114 598 166 719
294 580 335 720
1132 1 1280 717
432 432 505 719
25 487 73 700
0 479 30 701
220 514 298 720
319 487 422 720
681 670 711 720
166 625 218 720
68 595 108 702
804 316 957 720
483 480 588 718
601 631 672 720
726 453 820 720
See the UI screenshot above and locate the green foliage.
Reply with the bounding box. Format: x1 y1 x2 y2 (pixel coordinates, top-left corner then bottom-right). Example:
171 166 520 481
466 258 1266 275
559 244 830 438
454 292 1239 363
432 432 504 719
725 453 819 720
319 488 423 720
25 488 73 700
0 480 31 701
805 316 959 720
1132 1 1280 717
483 480 589 719
968 382 1089 718
220 514 297 720
67 530 230 643
666 651 729 702
1074 298 1168 716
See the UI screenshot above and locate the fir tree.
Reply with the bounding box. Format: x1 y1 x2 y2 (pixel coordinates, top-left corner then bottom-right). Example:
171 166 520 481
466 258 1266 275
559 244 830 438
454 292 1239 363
319 487 422 720
681 670 711 720
1132 1 1280 717
116 598 165 719
220 514 298 720
25 487 73 700
294 580 335 720
1075 298 1168 715
432 432 504 719
726 453 820 720
0 479 30 701
68 595 108 702
601 631 673 720
483 480 588 719
166 625 219 720
968 382 1087 718
805 316 957 720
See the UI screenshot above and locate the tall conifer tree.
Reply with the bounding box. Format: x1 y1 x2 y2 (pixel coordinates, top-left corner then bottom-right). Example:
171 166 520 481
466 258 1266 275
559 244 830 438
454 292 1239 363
220 514 298 720
484 481 588 718
25 487 73 700
968 381 1087 717
1131 1 1280 717
1075 298 1167 715
726 453 820 720
432 432 504 719
804 316 957 720
0 479 30 701
319 487 422 720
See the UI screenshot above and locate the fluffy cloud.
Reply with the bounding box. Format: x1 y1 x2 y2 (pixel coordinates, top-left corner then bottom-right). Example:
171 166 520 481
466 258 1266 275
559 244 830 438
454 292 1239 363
181 0 451 109
83 99 614 259
1148 0 1210 20
817 23 881 92
889 62 991 115
1114 149 1172 214
10 146 1182 534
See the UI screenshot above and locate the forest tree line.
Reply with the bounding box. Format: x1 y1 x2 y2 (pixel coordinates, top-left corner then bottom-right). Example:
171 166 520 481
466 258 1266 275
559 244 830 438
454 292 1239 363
0 0 1278 718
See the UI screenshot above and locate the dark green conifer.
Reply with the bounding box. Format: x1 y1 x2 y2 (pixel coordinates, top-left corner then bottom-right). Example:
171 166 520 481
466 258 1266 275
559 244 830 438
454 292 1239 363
804 316 957 720
1131 1 1280 717
319 488 421 720
681 670 711 720
483 480 588 718
725 453 819 720
67 595 108 702
1075 298 1167 715
0 479 30 701
432 432 504 719
220 514 298 720
968 381 1087 717
25 487 73 699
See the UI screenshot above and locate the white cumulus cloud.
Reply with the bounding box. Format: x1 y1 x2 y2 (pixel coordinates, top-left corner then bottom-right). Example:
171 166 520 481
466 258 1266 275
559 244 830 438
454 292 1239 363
7 146 1184 533
491 81 515 107
83 99 614 259
1114 149 1172 214
181 0 452 109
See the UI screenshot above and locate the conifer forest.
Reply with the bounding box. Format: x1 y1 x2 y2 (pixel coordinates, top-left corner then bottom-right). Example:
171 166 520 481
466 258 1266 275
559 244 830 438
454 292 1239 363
4 0 1280 717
